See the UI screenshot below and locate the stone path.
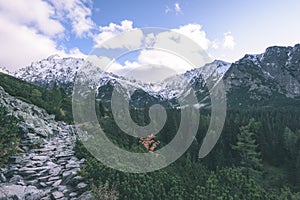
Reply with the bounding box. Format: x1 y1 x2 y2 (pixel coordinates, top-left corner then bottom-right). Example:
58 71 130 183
0 128 90 200
0 87 92 199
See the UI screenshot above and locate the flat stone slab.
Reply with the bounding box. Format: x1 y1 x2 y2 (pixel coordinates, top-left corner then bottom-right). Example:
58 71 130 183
51 191 64 199
52 179 62 187
31 156 49 161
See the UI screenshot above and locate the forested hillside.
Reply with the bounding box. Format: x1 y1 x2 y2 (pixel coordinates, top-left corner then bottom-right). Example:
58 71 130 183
0 72 73 122
74 105 300 199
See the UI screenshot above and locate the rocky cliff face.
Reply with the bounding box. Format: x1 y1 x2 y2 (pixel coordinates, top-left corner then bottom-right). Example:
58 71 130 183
223 44 300 108
0 87 92 200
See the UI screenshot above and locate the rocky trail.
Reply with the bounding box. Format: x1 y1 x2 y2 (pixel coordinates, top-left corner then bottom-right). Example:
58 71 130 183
0 87 92 200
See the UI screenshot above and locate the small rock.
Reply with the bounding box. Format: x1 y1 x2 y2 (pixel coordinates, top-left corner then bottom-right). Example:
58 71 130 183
66 163 80 169
69 176 84 186
0 173 7 182
77 182 87 189
35 128 48 138
25 185 43 200
17 180 26 186
40 195 51 200
45 181 54 186
51 191 64 199
58 185 67 192
26 180 39 186
9 175 23 184
21 170 36 176
48 176 60 181
49 167 61 176
55 152 73 159
62 171 71 178
40 182 47 187
32 156 49 162
52 179 62 187
38 176 50 182
69 192 77 197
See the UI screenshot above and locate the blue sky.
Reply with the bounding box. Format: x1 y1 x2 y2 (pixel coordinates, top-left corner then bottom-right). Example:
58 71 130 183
1 0 300 71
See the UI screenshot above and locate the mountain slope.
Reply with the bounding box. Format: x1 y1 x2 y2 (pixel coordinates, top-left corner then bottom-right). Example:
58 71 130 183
224 44 300 108
0 72 73 122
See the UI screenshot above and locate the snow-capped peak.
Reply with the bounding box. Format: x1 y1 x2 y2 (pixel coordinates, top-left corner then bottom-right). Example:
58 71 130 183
151 60 231 99
13 56 232 101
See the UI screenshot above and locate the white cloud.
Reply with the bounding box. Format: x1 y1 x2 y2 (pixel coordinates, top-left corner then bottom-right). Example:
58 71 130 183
94 22 212 52
93 20 143 49
116 63 180 83
0 0 87 71
87 50 193 83
151 30 212 70
67 47 87 58
0 0 64 36
223 32 236 49
92 21 239 82
91 22 217 82
173 24 211 50
0 14 62 71
0 0 96 38
48 0 95 38
96 20 135 42
138 49 193 72
174 3 182 14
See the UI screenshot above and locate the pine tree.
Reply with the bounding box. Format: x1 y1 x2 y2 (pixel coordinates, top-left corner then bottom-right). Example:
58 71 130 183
232 119 262 180
283 127 300 185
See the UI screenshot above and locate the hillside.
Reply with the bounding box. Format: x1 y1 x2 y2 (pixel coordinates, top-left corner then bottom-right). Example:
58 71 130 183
0 72 72 122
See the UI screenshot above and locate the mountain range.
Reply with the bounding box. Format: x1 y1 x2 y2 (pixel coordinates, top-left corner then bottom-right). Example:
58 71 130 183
9 44 300 109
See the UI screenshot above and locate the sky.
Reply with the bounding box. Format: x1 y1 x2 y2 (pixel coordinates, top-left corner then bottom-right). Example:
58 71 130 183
1 0 300 73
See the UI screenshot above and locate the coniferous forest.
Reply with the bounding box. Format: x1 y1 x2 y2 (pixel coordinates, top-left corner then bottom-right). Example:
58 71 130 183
74 105 300 199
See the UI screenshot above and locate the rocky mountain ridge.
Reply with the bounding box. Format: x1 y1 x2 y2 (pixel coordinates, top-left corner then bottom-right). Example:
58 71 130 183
223 44 300 107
